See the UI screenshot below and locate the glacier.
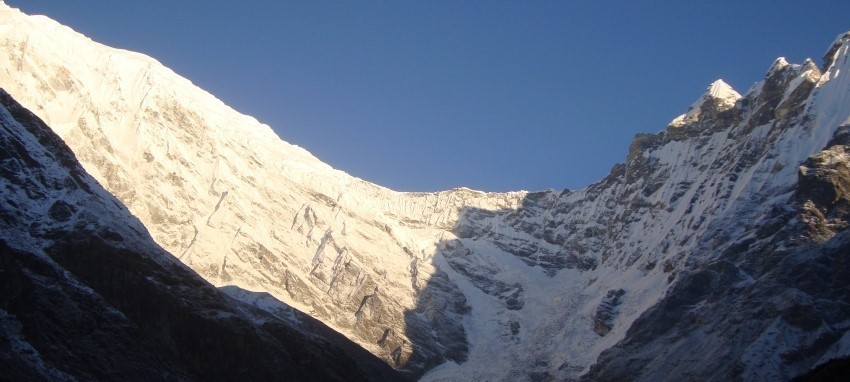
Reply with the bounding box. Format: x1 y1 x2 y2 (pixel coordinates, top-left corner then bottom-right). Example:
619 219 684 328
1 2 850 380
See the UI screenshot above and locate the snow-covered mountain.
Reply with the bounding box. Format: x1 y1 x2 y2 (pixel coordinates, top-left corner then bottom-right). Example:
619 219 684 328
1 2 849 380
0 88 403 381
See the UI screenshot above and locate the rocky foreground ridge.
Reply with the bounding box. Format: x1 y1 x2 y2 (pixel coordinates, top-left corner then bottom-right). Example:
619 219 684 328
1 3 850 380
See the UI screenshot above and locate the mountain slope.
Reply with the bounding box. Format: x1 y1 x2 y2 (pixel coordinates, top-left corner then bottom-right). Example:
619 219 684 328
0 4 510 376
580 36 850 380
1 3 849 380
0 89 403 381
424 36 850 381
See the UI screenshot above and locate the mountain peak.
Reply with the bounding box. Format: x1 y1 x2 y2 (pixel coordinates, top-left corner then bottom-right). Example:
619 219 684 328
767 57 791 76
669 79 741 128
823 31 850 71
705 79 741 103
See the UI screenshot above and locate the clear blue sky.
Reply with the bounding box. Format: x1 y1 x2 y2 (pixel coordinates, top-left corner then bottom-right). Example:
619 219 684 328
8 1 850 192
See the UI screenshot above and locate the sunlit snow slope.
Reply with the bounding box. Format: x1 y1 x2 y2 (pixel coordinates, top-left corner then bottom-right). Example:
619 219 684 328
0 87 403 382
2 3 850 380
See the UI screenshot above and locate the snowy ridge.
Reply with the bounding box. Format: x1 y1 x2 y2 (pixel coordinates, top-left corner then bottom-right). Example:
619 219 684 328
2 3 850 380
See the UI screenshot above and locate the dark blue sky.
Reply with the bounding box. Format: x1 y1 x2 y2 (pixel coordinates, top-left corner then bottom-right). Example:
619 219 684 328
9 1 850 192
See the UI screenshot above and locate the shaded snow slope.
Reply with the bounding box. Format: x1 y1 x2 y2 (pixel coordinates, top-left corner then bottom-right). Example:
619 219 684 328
2 3 850 380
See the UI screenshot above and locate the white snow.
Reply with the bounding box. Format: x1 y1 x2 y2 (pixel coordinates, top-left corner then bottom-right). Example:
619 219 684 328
707 79 741 103
669 79 741 127
2 3 850 380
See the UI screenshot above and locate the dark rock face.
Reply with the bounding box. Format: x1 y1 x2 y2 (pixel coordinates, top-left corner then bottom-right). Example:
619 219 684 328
795 356 850 381
797 126 850 240
584 230 850 381
593 289 625 336
0 89 406 382
0 239 189 382
401 267 470 373
823 32 850 71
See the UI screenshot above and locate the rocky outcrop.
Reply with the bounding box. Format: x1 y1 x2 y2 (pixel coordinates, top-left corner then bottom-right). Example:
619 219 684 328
797 124 850 240
593 289 625 336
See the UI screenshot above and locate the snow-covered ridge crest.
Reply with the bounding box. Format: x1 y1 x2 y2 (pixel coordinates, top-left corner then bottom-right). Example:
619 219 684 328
3 2 850 379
